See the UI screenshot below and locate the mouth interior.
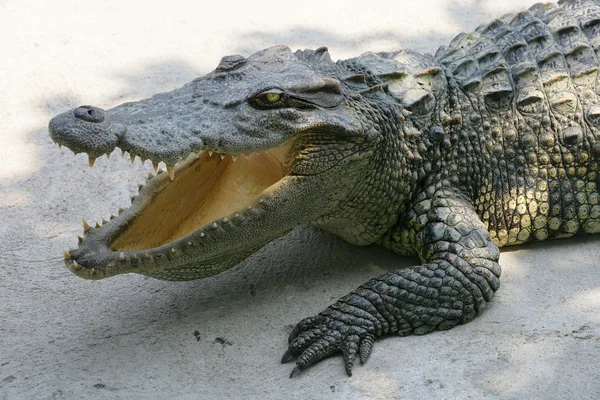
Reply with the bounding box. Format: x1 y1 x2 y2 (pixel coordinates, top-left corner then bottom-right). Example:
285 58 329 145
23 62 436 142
110 146 291 251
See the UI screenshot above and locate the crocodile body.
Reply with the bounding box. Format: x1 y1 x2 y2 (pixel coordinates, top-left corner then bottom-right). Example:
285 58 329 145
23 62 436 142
49 0 600 376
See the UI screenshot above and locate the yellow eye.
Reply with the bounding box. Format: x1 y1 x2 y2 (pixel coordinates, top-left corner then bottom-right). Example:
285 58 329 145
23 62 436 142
250 90 285 108
265 92 281 103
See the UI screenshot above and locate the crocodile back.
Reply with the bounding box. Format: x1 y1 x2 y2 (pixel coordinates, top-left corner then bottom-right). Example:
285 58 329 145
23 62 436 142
433 1 600 246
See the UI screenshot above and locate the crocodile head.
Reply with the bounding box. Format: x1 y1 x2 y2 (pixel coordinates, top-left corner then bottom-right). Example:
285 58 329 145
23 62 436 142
49 45 414 281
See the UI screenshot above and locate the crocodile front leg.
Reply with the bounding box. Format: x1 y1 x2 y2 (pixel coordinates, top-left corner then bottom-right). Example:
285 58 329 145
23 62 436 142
282 188 502 377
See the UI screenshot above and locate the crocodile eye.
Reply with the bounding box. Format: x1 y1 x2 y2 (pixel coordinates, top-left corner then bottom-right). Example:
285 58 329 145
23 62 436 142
250 89 286 108
265 92 281 103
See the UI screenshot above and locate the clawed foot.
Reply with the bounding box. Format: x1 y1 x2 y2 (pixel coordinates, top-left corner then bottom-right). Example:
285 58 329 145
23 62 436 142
281 313 376 377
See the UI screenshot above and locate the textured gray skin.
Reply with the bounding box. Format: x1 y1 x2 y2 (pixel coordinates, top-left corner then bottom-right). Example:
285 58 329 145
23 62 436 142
48 0 600 377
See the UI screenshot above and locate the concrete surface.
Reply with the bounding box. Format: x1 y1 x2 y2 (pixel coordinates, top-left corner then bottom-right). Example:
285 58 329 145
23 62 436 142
1 0 600 399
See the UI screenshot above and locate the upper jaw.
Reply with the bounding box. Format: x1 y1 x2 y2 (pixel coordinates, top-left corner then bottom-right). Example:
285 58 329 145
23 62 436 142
49 99 293 172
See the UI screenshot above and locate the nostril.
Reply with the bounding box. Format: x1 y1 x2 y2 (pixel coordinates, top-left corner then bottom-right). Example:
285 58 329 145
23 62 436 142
74 105 105 123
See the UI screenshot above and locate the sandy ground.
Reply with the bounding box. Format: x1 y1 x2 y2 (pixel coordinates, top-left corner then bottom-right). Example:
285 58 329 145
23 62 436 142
1 0 600 398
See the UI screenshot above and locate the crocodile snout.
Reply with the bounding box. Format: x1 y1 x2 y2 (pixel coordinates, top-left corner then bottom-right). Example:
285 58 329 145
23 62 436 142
49 105 124 158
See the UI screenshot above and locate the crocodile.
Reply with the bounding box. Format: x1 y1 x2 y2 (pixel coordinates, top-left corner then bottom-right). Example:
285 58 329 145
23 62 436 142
49 0 600 377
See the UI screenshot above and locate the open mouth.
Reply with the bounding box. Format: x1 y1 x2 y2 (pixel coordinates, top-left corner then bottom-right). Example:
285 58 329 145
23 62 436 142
112 146 291 251
65 142 294 280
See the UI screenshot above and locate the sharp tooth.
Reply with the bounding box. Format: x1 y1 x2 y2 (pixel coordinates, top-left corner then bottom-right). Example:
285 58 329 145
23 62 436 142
208 151 213 157
148 172 154 180
130 154 135 164
121 149 126 158
101 218 108 225
91 268 98 274
138 183 144 191
88 157 96 167
118 207 124 214
220 154 226 160
58 144 62 149
95 222 100 228
63 251 70 260
144 253 151 259
232 155 238 161
152 161 159 171
110 214 116 220
171 248 177 254
106 152 111 160
78 236 84 245
166 165 175 180
73 261 82 270
82 218 90 232
133 254 138 260
119 252 126 260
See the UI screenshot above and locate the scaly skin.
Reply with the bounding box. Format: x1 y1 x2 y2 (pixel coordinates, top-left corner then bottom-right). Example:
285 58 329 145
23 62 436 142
49 0 600 376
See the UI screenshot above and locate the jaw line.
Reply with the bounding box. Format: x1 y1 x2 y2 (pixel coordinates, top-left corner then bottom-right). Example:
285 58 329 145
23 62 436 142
66 144 310 280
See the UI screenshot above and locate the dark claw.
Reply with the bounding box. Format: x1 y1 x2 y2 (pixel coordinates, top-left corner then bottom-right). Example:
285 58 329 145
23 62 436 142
281 348 295 364
290 365 303 378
